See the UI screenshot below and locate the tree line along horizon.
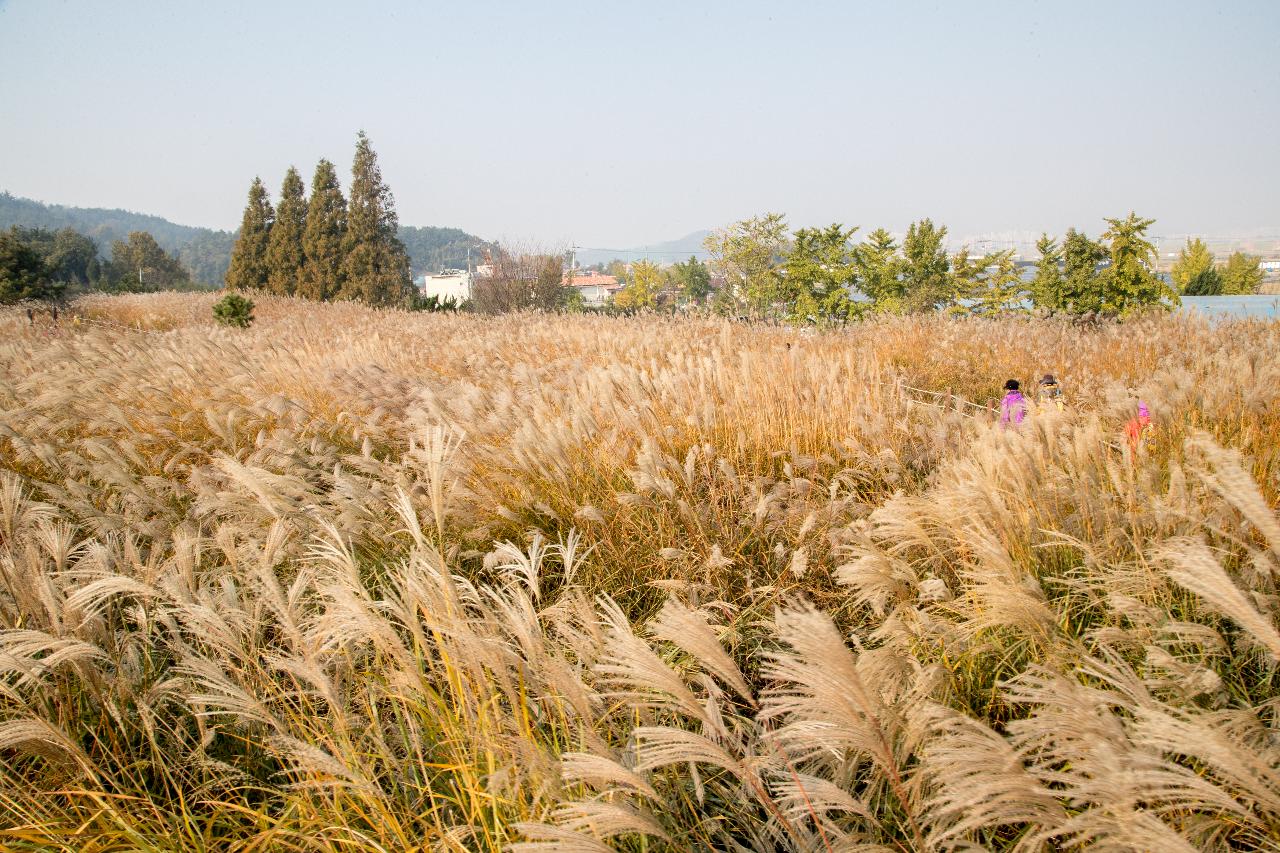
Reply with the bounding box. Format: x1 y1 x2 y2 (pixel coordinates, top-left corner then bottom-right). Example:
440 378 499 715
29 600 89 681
656 213 1266 321
225 198 1265 320
222 142 1266 319
1 131 1269 317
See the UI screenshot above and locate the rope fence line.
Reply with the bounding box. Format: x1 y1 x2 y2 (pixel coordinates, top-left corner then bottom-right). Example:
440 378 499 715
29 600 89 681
73 315 154 335
19 311 160 336
895 382 996 419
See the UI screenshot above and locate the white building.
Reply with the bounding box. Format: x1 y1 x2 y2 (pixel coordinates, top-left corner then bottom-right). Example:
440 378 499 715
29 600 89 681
417 269 472 302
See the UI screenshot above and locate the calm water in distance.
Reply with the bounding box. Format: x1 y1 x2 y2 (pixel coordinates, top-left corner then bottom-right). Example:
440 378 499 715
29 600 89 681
1179 295 1280 319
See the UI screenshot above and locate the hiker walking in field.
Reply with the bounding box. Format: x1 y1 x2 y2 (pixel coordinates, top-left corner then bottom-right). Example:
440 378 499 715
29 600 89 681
1000 379 1027 427
1125 400 1153 456
1038 374 1064 411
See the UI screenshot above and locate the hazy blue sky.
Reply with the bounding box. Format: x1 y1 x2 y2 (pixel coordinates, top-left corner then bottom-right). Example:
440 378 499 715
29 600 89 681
1 0 1276 247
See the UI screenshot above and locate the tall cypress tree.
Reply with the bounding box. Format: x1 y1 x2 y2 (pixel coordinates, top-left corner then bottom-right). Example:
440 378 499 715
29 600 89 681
265 167 306 296
339 131 411 306
298 159 347 301
225 177 274 291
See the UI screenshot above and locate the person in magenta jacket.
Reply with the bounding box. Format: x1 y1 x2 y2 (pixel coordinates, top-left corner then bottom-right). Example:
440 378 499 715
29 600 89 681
1000 379 1027 426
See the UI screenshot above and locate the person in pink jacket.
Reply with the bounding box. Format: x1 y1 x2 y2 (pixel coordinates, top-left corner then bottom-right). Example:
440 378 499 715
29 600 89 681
1000 379 1027 427
1125 400 1152 455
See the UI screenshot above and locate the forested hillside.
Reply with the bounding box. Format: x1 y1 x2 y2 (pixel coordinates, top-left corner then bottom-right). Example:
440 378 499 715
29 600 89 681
1 192 492 286
398 224 496 273
0 192 234 284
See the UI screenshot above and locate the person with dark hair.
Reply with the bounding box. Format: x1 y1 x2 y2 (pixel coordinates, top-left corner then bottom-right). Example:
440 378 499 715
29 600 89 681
1000 379 1027 426
1038 373 1064 411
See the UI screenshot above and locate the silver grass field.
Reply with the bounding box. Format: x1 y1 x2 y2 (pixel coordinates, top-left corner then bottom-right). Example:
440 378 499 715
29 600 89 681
2 292 1279 852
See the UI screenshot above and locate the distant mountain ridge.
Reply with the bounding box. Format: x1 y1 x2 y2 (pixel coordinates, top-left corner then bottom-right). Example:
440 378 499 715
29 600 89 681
576 230 712 266
0 192 494 286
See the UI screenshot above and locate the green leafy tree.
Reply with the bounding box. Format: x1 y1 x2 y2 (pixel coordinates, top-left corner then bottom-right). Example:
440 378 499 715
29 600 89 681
0 231 58 303
53 228 100 286
1183 265 1223 296
784 223 861 323
107 231 190 290
900 218 952 313
605 259 629 282
703 213 790 317
1060 228 1107 313
669 255 711 304
1030 234 1065 311
529 255 569 310
1219 251 1263 295
225 177 274 291
6 226 98 287
298 159 347 301
1100 212 1178 314
949 247 986 305
856 228 903 310
563 287 585 312
966 250 1026 315
1170 238 1215 294
177 231 235 287
614 259 664 310
339 131 411 306
213 292 255 327
266 167 307 296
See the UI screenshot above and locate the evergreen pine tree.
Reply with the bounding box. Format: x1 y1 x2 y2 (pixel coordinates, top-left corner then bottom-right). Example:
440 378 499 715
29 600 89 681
1060 228 1107 314
900 218 952 313
0 231 57 303
973 250 1025 314
108 231 191 290
1170 237 1215 294
1219 251 1264 295
265 167 307 296
1031 233 1065 311
339 131 411 306
298 159 347 301
1183 264 1223 296
856 228 903 310
949 247 985 305
225 177 274 291
952 249 1026 315
1100 212 1178 314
